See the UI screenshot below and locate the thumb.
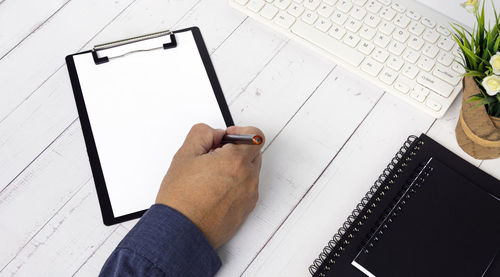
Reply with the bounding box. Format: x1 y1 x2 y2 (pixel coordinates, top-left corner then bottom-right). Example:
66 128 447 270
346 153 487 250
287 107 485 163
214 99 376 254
178 124 225 157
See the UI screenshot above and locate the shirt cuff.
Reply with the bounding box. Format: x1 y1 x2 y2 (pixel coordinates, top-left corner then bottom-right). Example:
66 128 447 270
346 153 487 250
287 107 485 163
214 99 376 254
116 204 222 276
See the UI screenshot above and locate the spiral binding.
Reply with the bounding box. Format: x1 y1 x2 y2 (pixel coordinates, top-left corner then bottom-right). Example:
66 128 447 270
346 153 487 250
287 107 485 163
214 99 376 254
309 135 423 276
361 161 434 255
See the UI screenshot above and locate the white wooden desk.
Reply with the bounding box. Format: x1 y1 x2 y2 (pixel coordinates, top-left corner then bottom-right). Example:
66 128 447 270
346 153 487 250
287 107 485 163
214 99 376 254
1 0 499 276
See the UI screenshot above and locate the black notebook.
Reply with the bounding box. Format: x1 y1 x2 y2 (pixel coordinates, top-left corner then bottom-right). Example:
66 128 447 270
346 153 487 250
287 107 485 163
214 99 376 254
309 134 500 277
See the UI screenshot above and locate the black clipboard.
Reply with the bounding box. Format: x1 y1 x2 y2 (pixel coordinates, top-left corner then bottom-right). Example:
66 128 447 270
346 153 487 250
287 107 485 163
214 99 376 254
66 27 233 225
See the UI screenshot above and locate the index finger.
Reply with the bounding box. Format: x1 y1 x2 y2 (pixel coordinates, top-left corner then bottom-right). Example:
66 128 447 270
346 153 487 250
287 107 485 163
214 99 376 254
223 126 265 162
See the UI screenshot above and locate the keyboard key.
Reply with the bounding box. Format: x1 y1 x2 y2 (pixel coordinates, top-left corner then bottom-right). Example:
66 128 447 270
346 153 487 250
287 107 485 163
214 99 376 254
405 9 420 20
408 36 424 50
343 33 361 47
323 0 338 5
353 0 368 6
304 0 320 10
422 43 439 58
391 2 405 12
380 7 396 20
364 14 380 27
374 33 390 47
350 6 367 20
302 10 318 24
451 61 465 74
425 98 442 111
358 40 375 54
379 21 395 35
436 24 451 36
433 64 461 85
366 1 382 13
437 36 454 51
328 25 346 39
345 18 362 32
436 50 454 66
388 41 404 55
402 63 419 79
394 14 410 28
235 0 249 5
452 46 463 59
408 21 424 35
403 48 420 63
417 56 435 71
360 26 376 40
317 3 334 17
372 48 389 62
248 0 266 12
410 85 429 102
315 17 332 31
275 11 296 27
393 28 409 43
337 0 353 13
378 0 391 6
275 0 291 9
379 68 398 84
416 72 453 97
261 4 279 18
332 10 348 24
291 20 365 66
421 17 436 28
387 56 404 70
373 33 391 48
394 79 410 93
288 3 305 16
361 58 383 76
423 29 439 43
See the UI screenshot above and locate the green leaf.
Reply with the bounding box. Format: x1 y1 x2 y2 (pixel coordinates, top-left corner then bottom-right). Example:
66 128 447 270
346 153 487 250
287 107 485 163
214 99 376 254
464 70 486 77
473 96 498 109
487 102 500 117
497 93 500 102
494 35 500 53
467 95 485 103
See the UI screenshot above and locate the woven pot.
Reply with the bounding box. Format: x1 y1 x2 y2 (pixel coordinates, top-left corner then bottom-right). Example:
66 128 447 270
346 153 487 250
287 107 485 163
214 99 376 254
456 76 500 159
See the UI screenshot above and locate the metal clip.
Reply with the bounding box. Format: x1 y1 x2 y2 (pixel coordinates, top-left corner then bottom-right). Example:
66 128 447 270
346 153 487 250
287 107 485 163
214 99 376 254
91 30 177 64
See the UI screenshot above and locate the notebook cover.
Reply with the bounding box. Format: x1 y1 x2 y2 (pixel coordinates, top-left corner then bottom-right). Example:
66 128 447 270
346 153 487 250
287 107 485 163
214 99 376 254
352 158 500 276
311 134 500 277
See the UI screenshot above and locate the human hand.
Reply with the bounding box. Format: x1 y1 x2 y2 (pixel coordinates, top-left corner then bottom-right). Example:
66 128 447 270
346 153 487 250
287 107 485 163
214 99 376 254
155 124 265 249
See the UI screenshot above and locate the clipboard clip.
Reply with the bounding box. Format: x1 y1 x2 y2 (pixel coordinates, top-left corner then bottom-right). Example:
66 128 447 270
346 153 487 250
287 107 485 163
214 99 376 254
91 30 177 64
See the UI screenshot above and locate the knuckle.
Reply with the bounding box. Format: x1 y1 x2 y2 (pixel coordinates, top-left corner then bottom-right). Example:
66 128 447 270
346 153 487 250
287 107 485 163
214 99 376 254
191 123 210 133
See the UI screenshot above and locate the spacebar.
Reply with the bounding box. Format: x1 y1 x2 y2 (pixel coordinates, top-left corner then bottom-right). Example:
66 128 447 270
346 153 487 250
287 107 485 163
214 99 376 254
291 21 365 67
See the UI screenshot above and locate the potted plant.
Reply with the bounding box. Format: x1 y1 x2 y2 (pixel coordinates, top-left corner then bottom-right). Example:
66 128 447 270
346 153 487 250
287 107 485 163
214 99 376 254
453 0 500 159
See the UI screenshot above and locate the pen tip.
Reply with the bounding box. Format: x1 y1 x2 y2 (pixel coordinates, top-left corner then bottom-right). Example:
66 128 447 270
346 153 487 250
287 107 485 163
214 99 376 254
253 135 263 145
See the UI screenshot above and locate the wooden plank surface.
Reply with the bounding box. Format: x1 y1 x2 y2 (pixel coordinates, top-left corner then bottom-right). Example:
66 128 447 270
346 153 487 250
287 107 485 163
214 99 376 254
0 0 498 276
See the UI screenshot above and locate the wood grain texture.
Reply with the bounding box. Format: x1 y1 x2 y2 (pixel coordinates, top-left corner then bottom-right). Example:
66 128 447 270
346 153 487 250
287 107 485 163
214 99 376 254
73 226 129 276
0 122 90 270
0 0 135 122
1 182 117 276
244 93 434 276
0 0 69 59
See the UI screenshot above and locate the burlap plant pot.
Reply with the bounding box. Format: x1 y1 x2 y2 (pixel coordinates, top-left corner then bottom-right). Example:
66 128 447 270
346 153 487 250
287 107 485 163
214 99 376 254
456 76 500 159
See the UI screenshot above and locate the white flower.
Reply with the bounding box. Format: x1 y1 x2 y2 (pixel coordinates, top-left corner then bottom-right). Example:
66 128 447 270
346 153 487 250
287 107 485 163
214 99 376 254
482 75 500 96
490 52 500 75
460 0 479 13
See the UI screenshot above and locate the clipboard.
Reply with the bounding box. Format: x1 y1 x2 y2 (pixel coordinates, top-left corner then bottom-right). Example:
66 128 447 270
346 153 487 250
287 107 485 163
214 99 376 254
66 27 233 225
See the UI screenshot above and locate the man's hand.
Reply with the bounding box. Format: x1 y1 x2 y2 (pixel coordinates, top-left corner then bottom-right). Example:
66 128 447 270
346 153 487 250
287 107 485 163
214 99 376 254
155 124 265 249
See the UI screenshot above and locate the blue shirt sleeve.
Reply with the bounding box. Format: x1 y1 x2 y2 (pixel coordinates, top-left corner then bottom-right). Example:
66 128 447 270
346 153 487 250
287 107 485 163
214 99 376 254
100 204 222 277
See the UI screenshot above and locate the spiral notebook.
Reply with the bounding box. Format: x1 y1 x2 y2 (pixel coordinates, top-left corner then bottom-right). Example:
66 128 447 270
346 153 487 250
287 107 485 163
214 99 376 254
310 134 500 277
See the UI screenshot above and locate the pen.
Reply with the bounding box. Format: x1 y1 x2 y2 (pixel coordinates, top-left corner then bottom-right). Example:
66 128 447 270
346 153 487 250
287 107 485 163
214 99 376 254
222 134 263 145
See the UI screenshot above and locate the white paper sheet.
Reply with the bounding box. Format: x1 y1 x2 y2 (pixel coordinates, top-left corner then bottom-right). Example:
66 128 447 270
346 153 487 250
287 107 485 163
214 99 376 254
73 30 227 217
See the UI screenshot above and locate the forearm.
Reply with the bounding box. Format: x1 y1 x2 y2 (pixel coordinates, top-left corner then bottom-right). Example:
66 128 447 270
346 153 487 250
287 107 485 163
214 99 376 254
100 204 221 277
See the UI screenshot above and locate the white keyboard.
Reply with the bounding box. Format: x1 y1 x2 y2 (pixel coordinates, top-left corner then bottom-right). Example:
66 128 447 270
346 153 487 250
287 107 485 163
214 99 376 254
229 0 465 118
